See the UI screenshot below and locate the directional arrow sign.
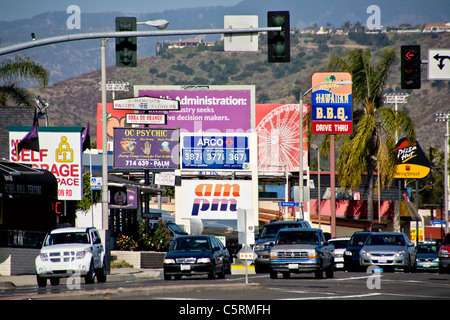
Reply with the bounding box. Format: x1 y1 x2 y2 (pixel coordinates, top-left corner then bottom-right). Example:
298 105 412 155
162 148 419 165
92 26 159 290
428 49 450 80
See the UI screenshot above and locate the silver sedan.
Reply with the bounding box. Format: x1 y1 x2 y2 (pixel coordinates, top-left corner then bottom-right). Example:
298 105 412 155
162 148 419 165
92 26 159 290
359 232 416 272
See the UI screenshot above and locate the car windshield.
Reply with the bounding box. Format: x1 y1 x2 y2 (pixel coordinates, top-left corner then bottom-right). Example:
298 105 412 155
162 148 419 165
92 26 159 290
417 244 440 254
365 234 405 246
44 232 90 246
277 231 319 245
329 240 349 249
349 233 370 246
168 223 188 235
443 234 450 245
260 224 299 238
171 237 211 251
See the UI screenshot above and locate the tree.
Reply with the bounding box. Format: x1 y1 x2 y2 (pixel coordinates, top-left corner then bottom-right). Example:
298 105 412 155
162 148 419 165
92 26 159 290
327 48 415 222
0 56 49 106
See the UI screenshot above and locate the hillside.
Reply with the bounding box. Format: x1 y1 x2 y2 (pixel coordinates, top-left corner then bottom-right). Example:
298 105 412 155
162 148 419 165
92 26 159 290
28 31 450 152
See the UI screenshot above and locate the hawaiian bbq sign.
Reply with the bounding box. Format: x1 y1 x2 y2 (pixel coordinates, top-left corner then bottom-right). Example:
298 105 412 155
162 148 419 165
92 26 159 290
311 72 353 134
113 128 179 170
9 127 83 200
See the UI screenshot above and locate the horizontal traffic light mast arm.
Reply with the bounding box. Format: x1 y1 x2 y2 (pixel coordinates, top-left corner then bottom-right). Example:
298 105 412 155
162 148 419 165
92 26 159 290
0 27 281 56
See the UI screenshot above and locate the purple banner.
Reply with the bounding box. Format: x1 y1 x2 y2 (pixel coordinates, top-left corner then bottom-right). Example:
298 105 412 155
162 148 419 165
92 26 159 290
113 128 179 169
138 90 251 133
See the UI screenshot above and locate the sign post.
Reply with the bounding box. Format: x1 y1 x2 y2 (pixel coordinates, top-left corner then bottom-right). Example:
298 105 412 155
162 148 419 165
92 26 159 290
237 244 255 284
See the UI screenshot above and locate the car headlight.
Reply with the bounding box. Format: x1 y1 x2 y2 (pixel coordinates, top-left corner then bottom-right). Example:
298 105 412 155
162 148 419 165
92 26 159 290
344 250 352 256
269 251 277 259
395 251 407 257
360 250 370 257
40 253 49 261
197 258 211 263
439 249 450 257
254 244 266 251
76 250 86 259
308 250 318 259
164 258 175 264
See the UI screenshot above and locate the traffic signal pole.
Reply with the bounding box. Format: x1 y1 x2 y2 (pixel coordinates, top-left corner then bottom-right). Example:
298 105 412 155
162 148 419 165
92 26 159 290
0 27 281 56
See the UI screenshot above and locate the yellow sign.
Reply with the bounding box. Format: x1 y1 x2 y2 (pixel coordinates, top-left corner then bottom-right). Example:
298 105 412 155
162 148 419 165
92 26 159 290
394 138 430 179
410 228 423 242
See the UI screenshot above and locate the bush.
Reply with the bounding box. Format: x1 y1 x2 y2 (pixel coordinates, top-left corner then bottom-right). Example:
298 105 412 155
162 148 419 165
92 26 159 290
116 234 138 251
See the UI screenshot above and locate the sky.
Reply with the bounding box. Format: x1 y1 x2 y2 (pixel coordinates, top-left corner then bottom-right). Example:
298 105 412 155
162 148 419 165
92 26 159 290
0 0 242 21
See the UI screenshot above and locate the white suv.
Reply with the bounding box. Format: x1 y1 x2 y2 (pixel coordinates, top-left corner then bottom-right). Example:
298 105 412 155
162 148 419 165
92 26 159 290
35 227 106 287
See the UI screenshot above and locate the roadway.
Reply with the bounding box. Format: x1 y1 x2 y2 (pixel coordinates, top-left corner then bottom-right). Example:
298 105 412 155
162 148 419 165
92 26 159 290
2 270 449 301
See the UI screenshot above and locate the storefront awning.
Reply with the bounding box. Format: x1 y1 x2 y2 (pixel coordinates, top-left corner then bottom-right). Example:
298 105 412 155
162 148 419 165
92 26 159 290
400 200 422 222
0 160 58 199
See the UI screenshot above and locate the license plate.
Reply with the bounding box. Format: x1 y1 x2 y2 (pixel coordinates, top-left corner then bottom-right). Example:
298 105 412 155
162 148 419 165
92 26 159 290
288 263 298 269
378 258 387 263
423 263 431 268
180 264 191 271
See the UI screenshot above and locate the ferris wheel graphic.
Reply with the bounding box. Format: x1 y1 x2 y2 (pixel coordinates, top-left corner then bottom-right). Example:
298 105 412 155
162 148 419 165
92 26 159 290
257 104 307 172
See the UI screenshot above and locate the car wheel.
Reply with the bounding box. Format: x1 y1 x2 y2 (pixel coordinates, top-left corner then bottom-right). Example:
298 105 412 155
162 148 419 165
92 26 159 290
218 264 226 279
325 265 334 278
50 277 60 286
208 264 216 279
164 272 171 280
85 261 95 284
36 275 47 288
96 263 107 283
269 271 278 279
314 269 323 279
282 272 290 279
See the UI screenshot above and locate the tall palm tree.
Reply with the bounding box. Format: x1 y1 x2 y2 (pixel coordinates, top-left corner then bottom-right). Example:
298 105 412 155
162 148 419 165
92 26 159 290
327 48 415 222
0 56 49 107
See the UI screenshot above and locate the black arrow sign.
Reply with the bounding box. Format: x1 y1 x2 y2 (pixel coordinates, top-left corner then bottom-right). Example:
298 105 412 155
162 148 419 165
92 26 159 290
433 53 450 70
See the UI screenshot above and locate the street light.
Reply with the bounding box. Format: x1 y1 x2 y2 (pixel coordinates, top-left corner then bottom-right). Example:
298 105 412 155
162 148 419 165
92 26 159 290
311 144 321 229
435 112 450 235
100 17 170 272
137 19 169 30
298 80 352 229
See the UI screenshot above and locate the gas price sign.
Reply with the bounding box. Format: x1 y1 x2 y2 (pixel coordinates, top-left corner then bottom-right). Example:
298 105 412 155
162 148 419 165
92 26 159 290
181 133 250 170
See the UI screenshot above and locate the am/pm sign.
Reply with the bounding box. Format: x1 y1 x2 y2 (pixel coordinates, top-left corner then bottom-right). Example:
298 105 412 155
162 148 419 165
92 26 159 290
311 72 353 134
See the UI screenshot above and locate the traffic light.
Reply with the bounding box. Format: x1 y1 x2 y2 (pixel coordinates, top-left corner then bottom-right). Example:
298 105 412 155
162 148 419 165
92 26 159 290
401 45 421 89
116 17 137 67
267 11 290 63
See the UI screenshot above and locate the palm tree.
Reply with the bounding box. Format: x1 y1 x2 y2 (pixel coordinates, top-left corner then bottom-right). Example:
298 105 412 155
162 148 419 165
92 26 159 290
327 48 415 222
0 56 49 107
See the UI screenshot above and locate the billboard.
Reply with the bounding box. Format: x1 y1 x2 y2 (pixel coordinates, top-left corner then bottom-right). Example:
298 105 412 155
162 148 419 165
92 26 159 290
256 104 309 172
113 127 179 170
181 180 252 220
181 133 251 170
96 102 128 151
134 85 254 133
9 127 83 200
311 72 353 134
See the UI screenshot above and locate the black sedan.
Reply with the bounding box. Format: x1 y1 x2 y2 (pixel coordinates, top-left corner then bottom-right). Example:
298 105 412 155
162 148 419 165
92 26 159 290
163 235 231 280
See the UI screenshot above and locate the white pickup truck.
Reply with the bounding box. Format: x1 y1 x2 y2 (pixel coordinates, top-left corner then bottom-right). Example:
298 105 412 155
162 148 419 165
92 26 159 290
35 227 106 287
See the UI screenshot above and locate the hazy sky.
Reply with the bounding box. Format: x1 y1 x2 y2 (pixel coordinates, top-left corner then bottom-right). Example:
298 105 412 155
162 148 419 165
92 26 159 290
0 0 242 21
